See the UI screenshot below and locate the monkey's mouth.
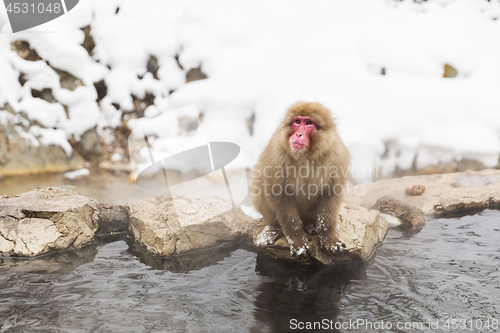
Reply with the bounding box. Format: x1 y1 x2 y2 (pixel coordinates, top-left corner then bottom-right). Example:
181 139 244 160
291 141 306 150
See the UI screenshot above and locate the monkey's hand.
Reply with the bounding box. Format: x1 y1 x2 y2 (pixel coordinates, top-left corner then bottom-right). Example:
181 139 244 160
286 235 311 257
255 225 283 247
289 243 310 257
319 235 346 254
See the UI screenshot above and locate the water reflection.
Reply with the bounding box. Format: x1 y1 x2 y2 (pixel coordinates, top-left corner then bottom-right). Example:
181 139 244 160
394 225 424 239
128 240 254 273
252 254 371 333
0 235 124 275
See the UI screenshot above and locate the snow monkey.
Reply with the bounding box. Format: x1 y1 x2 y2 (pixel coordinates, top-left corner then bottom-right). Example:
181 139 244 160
252 101 351 256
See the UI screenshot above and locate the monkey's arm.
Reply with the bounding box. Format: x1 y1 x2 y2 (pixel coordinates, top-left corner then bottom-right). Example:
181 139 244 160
274 196 311 256
314 194 345 253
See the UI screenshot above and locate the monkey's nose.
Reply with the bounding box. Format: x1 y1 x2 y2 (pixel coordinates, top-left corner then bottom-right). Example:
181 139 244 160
297 133 302 137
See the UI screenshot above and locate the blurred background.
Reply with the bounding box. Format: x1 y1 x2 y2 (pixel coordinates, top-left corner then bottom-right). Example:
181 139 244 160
1 0 500 203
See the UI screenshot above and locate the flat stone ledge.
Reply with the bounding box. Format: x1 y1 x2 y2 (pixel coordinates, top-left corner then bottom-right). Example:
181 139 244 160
126 195 256 257
253 203 389 265
348 169 500 216
0 186 100 257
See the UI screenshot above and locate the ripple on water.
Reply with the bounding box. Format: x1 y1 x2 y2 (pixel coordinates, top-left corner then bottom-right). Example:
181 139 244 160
1 211 500 332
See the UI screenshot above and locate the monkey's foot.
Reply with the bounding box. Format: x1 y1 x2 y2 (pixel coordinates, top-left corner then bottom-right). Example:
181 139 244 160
319 237 346 254
255 225 283 247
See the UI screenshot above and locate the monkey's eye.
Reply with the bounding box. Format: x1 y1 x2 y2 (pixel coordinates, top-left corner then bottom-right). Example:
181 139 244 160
295 119 300 124
306 120 312 125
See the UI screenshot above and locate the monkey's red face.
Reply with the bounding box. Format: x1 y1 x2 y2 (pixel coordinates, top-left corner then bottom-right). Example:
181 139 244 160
289 116 316 151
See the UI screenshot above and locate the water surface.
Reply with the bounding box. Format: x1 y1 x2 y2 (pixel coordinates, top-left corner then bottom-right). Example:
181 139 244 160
1 210 499 332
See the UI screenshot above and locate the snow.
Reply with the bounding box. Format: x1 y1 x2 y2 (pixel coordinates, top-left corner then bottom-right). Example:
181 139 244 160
381 213 402 227
29 126 72 156
241 205 262 219
111 153 123 162
15 125 39 148
0 111 17 127
255 225 275 247
15 98 67 128
63 168 90 180
1 0 500 182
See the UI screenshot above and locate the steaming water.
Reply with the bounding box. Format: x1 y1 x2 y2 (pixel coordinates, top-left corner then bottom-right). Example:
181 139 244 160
0 171 253 206
1 210 499 332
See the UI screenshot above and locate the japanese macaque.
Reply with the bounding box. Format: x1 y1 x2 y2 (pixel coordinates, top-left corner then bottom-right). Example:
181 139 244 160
251 101 350 256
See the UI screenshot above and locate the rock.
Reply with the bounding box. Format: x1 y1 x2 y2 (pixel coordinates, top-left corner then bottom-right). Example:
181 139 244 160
94 79 108 103
405 184 425 196
30 88 56 103
11 40 41 61
129 92 155 118
370 195 425 228
186 66 208 82
0 112 85 176
98 160 132 174
81 25 96 56
0 186 100 257
348 169 500 216
455 158 488 172
71 127 106 163
253 203 389 264
378 140 489 179
146 55 159 79
54 68 84 91
0 235 127 274
126 195 256 257
443 63 458 78
98 203 129 235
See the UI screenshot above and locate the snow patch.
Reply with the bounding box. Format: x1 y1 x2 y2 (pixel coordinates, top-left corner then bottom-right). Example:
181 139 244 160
64 168 90 180
30 126 72 156
381 213 402 227
241 205 262 219
111 153 123 162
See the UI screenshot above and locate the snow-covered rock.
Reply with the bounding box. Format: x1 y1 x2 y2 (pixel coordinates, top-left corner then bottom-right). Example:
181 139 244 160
0 111 84 176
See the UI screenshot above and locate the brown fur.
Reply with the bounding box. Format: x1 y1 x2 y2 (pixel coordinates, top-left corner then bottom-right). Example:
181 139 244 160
251 101 350 255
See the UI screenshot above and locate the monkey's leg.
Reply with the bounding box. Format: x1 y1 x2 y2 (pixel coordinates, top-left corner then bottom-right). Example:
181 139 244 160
315 197 346 254
276 201 310 257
